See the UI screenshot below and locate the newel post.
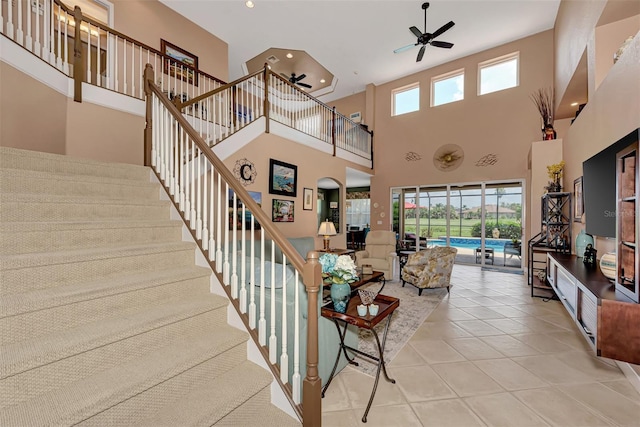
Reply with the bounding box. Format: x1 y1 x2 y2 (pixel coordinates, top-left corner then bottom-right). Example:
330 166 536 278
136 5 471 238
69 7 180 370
302 251 322 427
263 64 270 134
72 6 84 103
143 64 154 167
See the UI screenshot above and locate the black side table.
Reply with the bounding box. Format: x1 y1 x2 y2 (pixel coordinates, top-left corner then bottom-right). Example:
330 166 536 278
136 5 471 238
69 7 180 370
321 293 399 423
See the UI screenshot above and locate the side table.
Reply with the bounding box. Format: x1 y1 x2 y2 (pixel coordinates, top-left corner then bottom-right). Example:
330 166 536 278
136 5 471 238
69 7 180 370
321 293 400 423
398 250 414 278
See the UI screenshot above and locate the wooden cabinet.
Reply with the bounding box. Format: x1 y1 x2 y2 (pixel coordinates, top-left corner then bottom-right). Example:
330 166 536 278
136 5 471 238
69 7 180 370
616 142 639 303
547 253 640 364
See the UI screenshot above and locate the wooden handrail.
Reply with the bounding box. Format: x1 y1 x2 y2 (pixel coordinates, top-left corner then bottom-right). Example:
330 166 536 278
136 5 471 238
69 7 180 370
177 68 265 111
144 63 323 424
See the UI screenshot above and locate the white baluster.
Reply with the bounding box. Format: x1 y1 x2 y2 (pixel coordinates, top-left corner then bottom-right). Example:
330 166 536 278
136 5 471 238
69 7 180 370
223 183 230 285
249 216 256 328
189 140 196 228
258 229 266 345
16 0 23 45
269 241 277 363
280 254 288 384
202 157 208 251
195 147 202 239
292 270 301 404
86 23 91 83
130 40 135 96
48 0 55 64
6 0 14 39
230 191 238 298
95 25 101 84
33 0 40 56
122 39 128 94
239 204 247 312
216 176 223 270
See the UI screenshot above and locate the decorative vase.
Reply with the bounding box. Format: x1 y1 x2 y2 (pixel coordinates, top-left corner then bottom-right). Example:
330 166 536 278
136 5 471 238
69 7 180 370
599 252 617 281
575 230 594 258
330 281 351 313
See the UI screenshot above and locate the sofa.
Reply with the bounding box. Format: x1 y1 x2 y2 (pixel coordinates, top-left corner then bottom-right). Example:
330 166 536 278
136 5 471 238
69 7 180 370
233 236 357 388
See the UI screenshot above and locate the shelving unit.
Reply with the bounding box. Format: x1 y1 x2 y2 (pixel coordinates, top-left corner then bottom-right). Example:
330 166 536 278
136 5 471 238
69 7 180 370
616 142 639 303
528 192 572 298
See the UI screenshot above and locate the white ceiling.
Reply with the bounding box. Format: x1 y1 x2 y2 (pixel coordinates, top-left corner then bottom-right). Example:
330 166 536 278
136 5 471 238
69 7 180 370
160 0 562 103
160 0 562 188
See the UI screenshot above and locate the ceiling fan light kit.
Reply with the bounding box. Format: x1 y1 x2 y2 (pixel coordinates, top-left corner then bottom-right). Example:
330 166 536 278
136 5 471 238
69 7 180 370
394 2 455 62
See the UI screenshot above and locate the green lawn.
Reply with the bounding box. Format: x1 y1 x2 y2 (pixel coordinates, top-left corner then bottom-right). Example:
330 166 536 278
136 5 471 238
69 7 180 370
403 218 479 238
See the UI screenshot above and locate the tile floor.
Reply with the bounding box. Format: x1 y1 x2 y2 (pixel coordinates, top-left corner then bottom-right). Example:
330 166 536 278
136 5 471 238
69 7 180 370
321 264 640 426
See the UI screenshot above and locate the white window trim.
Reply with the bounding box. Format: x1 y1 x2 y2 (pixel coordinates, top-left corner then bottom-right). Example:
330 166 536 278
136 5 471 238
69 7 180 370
430 68 465 107
477 51 520 96
392 82 420 116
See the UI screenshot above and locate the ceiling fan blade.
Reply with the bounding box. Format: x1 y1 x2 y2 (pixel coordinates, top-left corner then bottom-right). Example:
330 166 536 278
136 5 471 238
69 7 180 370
409 26 423 38
416 45 426 62
431 40 454 49
297 82 312 89
394 43 417 54
431 21 455 39
296 73 307 82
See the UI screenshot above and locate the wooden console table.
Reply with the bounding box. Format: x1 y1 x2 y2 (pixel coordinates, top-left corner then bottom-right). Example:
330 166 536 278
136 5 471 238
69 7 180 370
547 253 640 364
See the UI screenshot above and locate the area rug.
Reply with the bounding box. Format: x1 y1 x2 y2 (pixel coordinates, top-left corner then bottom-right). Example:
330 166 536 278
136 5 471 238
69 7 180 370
350 280 448 377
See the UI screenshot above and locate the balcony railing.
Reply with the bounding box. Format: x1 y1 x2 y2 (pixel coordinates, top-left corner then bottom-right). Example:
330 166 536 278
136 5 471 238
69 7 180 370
1 0 373 162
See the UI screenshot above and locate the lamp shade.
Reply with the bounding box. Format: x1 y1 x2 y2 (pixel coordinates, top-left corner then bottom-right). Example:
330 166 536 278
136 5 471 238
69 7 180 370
318 221 337 236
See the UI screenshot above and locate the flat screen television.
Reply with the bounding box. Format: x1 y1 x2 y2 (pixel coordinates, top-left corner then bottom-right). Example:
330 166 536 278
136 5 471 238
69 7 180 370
583 128 639 238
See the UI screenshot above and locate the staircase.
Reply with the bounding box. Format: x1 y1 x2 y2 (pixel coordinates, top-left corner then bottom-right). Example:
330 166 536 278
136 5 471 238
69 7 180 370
0 147 300 426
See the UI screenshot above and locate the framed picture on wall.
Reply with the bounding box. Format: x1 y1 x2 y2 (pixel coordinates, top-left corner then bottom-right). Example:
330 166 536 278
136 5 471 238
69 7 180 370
574 176 584 221
303 188 313 211
161 39 198 86
272 199 294 222
269 159 297 197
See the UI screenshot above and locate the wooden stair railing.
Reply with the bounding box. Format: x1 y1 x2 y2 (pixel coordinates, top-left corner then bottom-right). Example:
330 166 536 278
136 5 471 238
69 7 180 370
144 64 322 426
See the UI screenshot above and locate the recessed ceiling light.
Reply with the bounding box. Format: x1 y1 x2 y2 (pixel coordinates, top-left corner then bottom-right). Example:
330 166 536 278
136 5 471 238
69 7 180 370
286 53 293 59
320 79 326 83
571 102 579 106
245 1 254 8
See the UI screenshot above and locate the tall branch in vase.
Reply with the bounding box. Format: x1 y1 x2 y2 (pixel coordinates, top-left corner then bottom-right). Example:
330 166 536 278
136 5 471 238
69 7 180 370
530 87 555 140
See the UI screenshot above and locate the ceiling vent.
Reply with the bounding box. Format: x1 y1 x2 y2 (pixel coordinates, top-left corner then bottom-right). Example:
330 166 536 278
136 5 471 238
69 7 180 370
266 55 280 64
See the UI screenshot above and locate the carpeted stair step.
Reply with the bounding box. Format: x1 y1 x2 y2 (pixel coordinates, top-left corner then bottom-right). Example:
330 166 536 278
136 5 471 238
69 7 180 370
0 193 172 222
0 241 198 295
217 387 301 426
0 219 183 255
0 146 151 181
0 322 249 426
0 168 161 200
0 294 230 387
0 266 213 344
131 360 276 426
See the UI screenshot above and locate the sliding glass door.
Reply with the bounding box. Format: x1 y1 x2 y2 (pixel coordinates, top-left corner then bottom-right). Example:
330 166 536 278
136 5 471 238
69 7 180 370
393 181 523 271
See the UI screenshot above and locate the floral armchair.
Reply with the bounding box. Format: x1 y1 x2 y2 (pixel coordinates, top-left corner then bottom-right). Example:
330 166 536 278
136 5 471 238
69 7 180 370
401 246 457 295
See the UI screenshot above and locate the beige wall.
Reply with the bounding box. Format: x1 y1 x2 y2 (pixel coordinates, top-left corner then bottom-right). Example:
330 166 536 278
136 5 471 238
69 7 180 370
330 92 367 126
223 132 374 249
594 14 640 89
112 0 229 82
367 30 554 231
0 63 67 154
555 0 640 253
65 100 144 165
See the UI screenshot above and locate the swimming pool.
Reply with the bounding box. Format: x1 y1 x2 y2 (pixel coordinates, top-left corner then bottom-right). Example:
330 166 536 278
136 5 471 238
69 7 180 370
429 237 510 253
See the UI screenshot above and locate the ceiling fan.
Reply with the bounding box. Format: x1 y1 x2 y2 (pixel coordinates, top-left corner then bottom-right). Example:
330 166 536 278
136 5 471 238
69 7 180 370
394 2 455 62
280 72 312 89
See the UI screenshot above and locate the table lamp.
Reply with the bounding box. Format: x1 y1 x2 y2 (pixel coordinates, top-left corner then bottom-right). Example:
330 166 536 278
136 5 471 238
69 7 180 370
318 220 337 251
